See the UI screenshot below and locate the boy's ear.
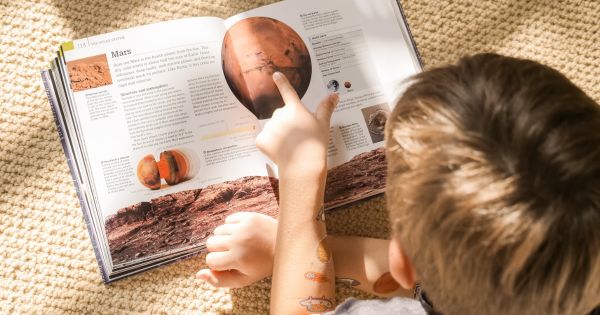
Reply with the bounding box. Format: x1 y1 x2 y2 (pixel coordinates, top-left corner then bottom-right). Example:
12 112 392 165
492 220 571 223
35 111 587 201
388 237 417 290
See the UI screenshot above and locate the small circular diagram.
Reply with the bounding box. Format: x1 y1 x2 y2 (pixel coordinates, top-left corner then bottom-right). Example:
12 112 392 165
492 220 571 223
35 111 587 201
327 79 340 92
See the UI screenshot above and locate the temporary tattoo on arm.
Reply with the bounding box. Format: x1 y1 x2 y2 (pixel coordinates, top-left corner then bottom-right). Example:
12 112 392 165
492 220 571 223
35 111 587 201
335 277 360 287
304 271 330 283
299 296 334 313
316 238 331 263
373 272 400 294
315 205 325 222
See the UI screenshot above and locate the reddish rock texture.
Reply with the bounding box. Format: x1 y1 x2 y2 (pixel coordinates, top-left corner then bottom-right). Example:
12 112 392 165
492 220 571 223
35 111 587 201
324 147 386 209
106 148 385 265
66 54 113 92
106 176 279 264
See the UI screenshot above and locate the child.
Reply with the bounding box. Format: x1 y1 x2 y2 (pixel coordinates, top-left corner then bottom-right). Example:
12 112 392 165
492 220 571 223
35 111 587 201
197 53 600 315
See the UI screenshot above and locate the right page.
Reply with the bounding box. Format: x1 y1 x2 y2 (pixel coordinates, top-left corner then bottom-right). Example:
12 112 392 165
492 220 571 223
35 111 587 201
224 0 421 208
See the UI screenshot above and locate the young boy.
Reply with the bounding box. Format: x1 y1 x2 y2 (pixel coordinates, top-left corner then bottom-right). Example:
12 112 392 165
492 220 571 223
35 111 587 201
197 53 600 315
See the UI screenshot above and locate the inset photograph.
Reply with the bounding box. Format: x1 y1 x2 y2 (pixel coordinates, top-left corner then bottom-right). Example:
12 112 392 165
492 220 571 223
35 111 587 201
361 104 390 143
324 147 386 209
66 54 113 92
106 176 279 265
136 148 199 190
222 17 312 120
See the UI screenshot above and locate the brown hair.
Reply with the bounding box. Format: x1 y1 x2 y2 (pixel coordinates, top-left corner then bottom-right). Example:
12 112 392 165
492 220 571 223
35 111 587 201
385 53 600 315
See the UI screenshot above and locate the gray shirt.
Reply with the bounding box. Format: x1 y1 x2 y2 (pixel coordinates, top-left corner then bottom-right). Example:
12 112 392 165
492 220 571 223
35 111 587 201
326 297 430 315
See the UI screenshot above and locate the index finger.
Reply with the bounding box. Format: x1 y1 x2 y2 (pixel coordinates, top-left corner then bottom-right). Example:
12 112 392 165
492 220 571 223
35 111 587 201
273 72 301 107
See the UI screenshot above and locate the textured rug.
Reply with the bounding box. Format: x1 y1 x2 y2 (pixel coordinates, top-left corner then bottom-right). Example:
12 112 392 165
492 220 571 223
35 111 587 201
1 0 598 314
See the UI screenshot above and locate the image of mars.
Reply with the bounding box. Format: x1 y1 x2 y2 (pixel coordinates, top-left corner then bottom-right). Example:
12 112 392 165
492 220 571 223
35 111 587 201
361 104 390 144
66 54 113 92
106 176 279 264
222 17 312 119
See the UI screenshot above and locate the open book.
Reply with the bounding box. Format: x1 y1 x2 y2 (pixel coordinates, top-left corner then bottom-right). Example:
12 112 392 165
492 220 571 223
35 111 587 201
41 0 422 283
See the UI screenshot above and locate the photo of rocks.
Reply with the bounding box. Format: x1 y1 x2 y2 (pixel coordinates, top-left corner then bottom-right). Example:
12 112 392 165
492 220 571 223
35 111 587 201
106 148 385 265
106 176 278 264
325 147 386 209
66 54 113 92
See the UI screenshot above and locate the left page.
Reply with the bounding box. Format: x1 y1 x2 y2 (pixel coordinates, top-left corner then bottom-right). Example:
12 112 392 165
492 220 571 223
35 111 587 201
58 17 278 273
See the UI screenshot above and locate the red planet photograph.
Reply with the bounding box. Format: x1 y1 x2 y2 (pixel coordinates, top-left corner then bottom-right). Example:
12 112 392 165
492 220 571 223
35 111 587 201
222 17 312 119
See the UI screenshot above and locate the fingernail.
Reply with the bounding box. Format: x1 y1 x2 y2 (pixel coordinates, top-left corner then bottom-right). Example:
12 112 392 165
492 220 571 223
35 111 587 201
273 72 283 81
196 272 207 280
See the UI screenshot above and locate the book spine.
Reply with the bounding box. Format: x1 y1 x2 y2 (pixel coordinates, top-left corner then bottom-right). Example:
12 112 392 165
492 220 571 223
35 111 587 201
40 70 110 283
395 0 425 69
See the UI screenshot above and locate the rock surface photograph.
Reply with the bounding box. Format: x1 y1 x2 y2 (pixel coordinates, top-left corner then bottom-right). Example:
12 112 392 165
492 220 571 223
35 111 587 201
106 176 278 264
66 54 113 92
325 147 386 209
106 147 386 265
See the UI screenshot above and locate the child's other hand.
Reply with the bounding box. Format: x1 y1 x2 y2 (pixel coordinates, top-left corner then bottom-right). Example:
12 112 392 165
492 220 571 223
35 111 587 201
256 72 339 178
196 212 277 288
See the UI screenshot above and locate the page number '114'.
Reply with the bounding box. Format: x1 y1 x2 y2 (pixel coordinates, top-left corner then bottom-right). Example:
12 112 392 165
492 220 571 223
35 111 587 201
76 41 88 49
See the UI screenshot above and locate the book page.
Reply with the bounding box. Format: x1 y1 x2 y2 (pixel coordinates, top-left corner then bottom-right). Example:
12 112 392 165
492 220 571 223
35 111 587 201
223 0 421 208
60 17 278 267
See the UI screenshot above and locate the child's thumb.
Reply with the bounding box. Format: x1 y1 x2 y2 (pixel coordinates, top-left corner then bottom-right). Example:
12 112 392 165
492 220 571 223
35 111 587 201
316 93 339 124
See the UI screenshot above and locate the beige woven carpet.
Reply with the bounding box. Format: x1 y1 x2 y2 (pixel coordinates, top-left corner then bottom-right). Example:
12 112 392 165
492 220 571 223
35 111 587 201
1 0 599 313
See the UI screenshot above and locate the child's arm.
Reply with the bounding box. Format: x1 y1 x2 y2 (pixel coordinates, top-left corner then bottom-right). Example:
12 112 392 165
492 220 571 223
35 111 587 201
197 212 413 298
328 235 413 298
272 166 334 314
257 72 338 314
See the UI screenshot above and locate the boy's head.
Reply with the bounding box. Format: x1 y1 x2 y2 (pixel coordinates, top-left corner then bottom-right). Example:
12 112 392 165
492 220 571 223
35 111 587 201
385 53 600 315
